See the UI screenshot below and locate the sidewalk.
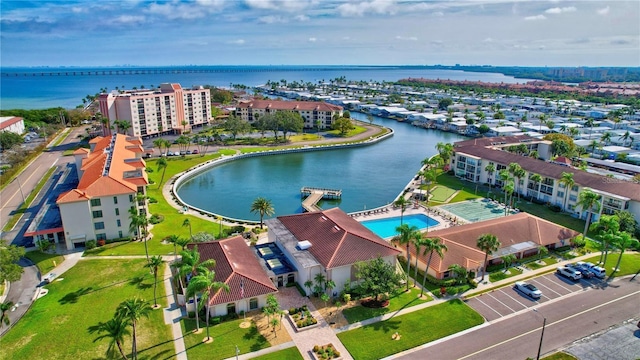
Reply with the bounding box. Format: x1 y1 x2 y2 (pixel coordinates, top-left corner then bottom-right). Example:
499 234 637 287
161 260 188 360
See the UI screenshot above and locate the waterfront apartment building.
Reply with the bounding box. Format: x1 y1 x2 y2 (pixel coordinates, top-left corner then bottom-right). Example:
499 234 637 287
450 135 640 224
235 99 343 129
56 134 149 249
98 83 211 138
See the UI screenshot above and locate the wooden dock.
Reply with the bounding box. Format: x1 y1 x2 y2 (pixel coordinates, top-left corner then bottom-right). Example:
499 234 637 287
300 187 342 212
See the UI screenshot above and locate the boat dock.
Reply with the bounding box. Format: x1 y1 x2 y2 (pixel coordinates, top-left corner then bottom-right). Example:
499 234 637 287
300 187 342 212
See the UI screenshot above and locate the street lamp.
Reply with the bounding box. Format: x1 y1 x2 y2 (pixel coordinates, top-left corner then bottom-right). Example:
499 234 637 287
13 176 26 203
533 309 546 360
235 345 240 360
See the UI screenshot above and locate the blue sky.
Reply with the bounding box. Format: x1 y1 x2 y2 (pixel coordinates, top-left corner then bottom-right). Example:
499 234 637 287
1 0 638 67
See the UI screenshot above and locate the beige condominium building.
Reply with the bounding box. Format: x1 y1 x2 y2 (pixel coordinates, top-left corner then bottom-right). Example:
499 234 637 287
56 134 149 249
235 99 343 129
98 83 211 138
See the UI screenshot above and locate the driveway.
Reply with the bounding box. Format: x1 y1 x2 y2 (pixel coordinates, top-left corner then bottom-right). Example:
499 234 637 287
466 271 605 322
0 258 40 337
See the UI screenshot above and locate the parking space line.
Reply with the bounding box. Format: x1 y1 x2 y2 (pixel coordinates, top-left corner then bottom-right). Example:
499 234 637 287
501 290 530 308
487 293 515 313
538 275 573 292
473 297 504 318
531 278 564 296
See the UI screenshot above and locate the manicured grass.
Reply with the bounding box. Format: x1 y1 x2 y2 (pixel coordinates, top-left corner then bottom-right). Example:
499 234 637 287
0 259 173 360
250 346 304 360
3 166 57 232
24 251 65 274
489 267 523 282
337 299 484 360
219 149 237 156
513 201 585 233
326 124 367 137
181 318 269 360
542 352 578 360
289 133 321 142
426 173 482 205
429 186 457 202
526 257 558 270
342 287 431 324
582 252 640 278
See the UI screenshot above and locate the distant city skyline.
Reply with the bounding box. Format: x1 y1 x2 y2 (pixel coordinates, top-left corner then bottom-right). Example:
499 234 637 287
1 0 638 67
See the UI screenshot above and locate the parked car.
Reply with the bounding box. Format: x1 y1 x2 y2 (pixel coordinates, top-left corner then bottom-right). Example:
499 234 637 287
192 149 199 154
570 263 595 279
578 261 606 279
186 150 192 155
514 281 542 299
556 266 582 281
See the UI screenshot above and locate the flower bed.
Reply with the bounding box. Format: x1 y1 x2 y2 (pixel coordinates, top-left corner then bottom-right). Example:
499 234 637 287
312 343 342 360
287 305 319 332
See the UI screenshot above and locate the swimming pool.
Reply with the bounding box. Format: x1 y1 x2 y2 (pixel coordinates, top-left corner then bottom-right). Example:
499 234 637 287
361 214 440 239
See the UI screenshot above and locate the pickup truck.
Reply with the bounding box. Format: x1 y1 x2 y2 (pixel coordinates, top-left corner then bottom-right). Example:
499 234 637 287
556 266 582 281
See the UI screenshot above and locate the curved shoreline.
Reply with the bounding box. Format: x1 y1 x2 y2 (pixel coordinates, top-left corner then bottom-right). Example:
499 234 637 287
166 125 395 225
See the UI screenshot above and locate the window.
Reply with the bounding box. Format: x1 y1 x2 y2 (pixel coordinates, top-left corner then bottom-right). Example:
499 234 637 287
118 231 123 238
94 222 105 230
96 233 107 241
129 194 134 202
226 303 236 314
249 298 258 310
90 198 101 207
116 219 121 227
92 210 103 219
113 196 118 204
115 208 120 216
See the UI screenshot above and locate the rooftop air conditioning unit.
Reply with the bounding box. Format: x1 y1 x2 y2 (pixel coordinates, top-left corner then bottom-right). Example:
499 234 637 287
297 240 312 251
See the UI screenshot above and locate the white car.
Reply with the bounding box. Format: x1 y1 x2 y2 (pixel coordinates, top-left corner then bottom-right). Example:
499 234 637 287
578 261 606 279
514 281 542 299
557 266 582 281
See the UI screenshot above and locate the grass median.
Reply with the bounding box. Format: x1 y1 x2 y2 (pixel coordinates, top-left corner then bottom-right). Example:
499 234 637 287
2 166 57 232
337 299 483 360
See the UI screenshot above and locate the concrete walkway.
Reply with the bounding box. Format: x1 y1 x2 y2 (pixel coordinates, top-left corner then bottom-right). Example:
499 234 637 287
161 260 188 360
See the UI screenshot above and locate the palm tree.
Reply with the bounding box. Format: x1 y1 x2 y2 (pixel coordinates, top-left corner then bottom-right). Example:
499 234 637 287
182 218 193 240
585 118 595 137
435 142 454 169
501 254 517 273
128 207 150 263
530 174 542 200
147 255 164 308
152 138 164 155
448 264 468 285
393 223 421 291
119 121 131 135
186 269 230 342
577 188 602 241
559 172 575 211
420 237 447 297
609 232 639 279
600 132 612 146
156 157 168 189
412 235 428 283
88 315 131 360
179 246 216 333
590 214 620 265
588 139 599 156
484 163 495 192
1 301 14 328
250 197 275 229
394 196 411 225
619 131 632 146
116 298 152 360
477 233 501 281
166 234 180 261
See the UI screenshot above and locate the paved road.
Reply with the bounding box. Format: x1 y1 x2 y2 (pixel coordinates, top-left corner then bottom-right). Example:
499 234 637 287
393 278 640 360
0 126 87 244
0 258 40 337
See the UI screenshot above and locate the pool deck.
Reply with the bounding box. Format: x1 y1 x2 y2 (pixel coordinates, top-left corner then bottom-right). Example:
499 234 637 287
350 204 455 238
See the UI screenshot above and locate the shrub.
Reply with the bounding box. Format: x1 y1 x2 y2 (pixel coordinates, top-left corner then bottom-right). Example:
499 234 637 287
547 204 562 212
85 240 97 249
148 197 158 204
97 239 106 247
187 311 196 319
211 317 221 325
572 237 586 248
149 213 164 224
489 272 508 282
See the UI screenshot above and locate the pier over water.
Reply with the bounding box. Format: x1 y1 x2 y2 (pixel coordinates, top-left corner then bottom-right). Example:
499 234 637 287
301 187 342 213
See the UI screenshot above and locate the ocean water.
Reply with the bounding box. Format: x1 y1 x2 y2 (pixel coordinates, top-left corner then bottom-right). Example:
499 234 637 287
0 65 531 110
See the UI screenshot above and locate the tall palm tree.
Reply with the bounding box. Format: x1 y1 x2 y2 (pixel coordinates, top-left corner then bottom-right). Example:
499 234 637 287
609 232 639 279
116 298 152 360
186 269 230 342
147 255 164 308
590 214 619 265
477 233 501 281
559 172 575 211
448 264 468 285
156 157 168 189
166 234 180 261
88 315 131 360
585 118 595 137
152 138 164 155
588 140 599 156
435 142 454 169
420 237 447 297
119 121 131 135
183 218 193 240
484 163 495 192
394 196 411 225
128 207 150 263
179 246 216 333
1 301 14 328
412 235 428 283
600 132 612 146
250 197 275 229
577 188 602 241
393 224 421 291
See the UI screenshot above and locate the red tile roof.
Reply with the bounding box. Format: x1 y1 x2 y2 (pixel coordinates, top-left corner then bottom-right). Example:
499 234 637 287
413 212 579 275
277 208 399 269
236 99 342 112
189 236 277 306
0 116 24 130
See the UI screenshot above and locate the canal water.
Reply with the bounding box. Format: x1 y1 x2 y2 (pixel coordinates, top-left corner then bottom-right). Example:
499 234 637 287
176 112 465 221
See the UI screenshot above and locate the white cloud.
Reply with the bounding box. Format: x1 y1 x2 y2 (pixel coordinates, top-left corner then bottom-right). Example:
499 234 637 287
71 7 86 13
294 15 309 22
243 0 309 12
337 0 396 17
228 39 245 45
396 35 417 41
524 14 546 21
146 3 205 20
432 11 444 17
545 6 577 15
258 15 286 24
597 6 610 16
483 37 494 43
113 15 145 24
308 37 317 42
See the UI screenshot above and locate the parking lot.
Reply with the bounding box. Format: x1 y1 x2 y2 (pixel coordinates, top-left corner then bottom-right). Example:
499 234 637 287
467 270 607 322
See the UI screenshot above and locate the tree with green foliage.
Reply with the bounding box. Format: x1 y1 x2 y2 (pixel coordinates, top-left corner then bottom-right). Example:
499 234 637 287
448 264 468 285
590 215 620 265
250 197 275 229
211 88 234 104
182 218 192 240
501 254 517 273
355 256 403 302
116 298 152 360
615 210 640 238
276 111 304 140
186 269 230 342
420 237 447 297
178 246 216 333
331 116 355 136
224 115 251 140
438 98 453 110
484 163 495 191
577 188 602 241
393 196 411 225
476 233 501 281
156 157 168 189
436 142 454 167
0 131 23 150
412 236 428 285
393 224 421 291
559 172 575 211
88 315 131 360
146 255 164 308
609 232 639 279
0 240 25 282
1 301 14 329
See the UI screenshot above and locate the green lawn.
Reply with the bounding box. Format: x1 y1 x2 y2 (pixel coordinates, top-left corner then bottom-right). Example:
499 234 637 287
489 267 523 282
337 299 484 360
582 252 640 278
181 318 270 360
429 186 457 203
542 352 578 360
24 251 65 274
250 347 304 360
526 257 558 270
0 259 173 360
326 124 367 137
342 287 431 324
425 173 482 205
